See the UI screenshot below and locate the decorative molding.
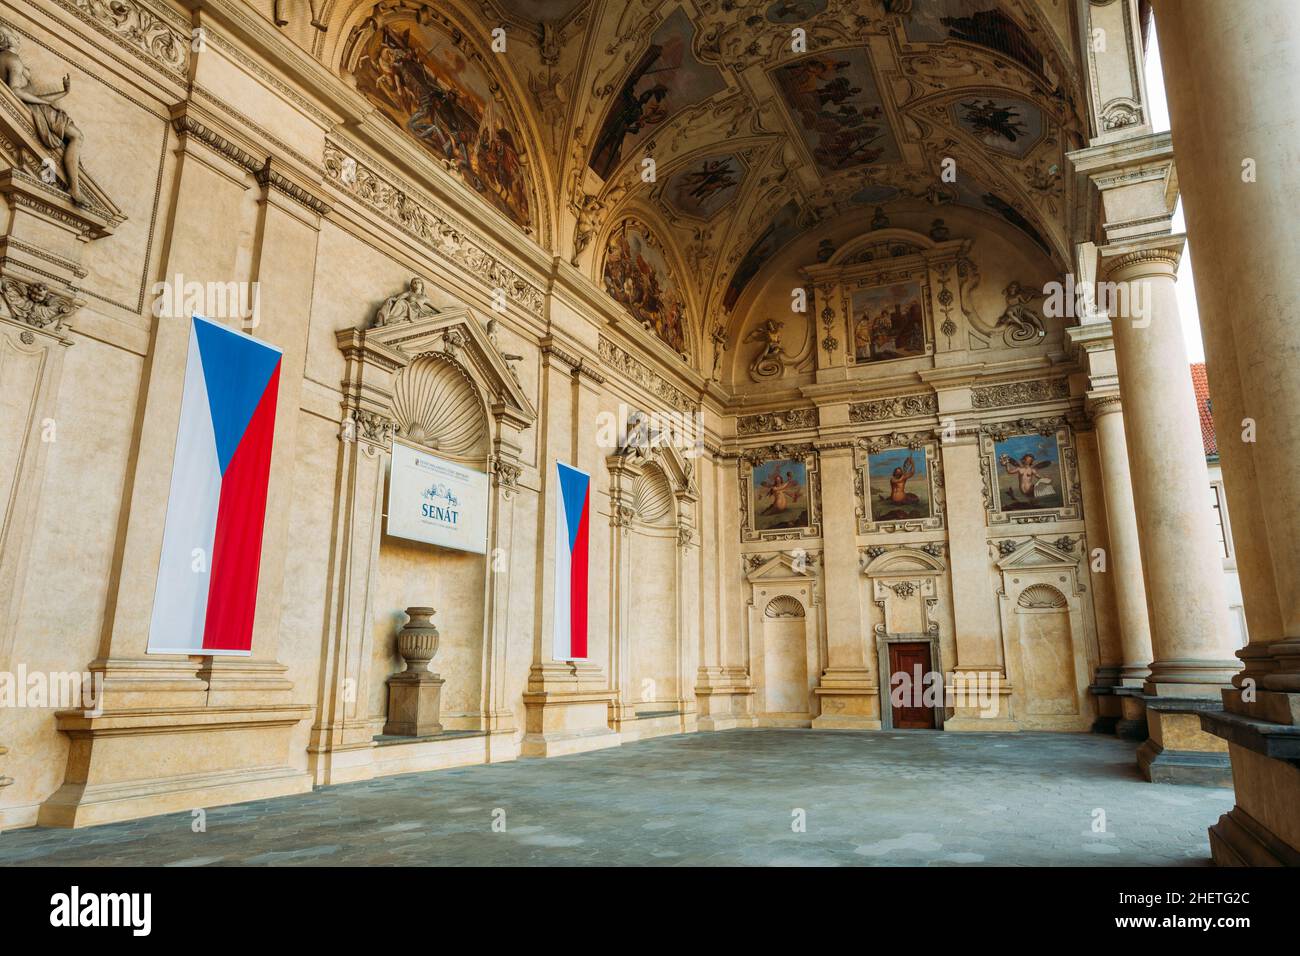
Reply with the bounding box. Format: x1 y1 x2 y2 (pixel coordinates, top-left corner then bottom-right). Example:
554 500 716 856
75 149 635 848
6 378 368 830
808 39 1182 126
1017 583 1068 609
392 353 489 458
0 276 77 331
53 0 187 75
764 594 805 619
971 378 1070 409
597 335 695 413
849 392 938 423
324 141 545 318
736 407 818 436
172 116 330 216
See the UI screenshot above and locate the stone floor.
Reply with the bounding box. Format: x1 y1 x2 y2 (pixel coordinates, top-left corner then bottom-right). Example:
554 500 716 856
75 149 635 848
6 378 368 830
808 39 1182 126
0 730 1233 866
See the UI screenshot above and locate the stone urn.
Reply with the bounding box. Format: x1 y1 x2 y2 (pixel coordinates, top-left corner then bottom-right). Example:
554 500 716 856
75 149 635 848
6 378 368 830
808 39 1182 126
396 606 440 673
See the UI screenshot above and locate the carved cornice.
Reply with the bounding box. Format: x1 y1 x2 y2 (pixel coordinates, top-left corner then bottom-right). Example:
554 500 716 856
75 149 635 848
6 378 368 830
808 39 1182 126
597 335 694 413
849 392 938 423
971 378 1070 409
52 0 188 76
172 115 330 217
736 407 818 436
256 161 331 217
323 141 545 318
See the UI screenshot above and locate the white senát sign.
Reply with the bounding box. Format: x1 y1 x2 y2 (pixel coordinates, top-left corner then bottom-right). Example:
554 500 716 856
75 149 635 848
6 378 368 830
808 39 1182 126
387 441 488 554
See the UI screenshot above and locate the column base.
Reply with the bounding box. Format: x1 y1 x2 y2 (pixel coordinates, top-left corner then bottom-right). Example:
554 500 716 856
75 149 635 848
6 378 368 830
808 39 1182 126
39 703 314 827
812 668 880 729
695 667 756 731
942 672 1016 730
520 661 620 758
1135 697 1231 786
1114 688 1149 740
1089 684 1122 734
1201 689 1300 862
1209 805 1300 866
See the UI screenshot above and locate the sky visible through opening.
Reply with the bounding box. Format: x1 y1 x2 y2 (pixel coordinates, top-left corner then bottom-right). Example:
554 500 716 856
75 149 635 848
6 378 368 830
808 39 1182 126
1144 20 1206 362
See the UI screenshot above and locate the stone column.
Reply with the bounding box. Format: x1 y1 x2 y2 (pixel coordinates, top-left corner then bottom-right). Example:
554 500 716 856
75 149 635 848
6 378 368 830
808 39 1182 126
1102 243 1238 695
1089 395 1159 742
1100 241 1238 784
1153 0 1300 862
1089 397 1154 686
811 442 879 729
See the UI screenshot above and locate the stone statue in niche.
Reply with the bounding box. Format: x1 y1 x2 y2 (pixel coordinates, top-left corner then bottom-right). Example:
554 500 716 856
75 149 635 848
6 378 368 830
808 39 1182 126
374 277 439 327
0 29 85 205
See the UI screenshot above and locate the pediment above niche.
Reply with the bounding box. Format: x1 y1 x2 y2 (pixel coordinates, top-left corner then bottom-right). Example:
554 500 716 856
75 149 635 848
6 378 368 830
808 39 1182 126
861 546 946 577
745 550 818 585
996 538 1076 571
341 300 536 433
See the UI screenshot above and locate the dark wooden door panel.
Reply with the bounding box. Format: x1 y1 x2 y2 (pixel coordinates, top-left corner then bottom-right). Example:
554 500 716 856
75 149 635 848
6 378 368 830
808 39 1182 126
888 641 935 729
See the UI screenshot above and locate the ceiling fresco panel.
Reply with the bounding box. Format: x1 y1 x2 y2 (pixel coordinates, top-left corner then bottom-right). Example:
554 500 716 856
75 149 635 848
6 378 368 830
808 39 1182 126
588 7 728 181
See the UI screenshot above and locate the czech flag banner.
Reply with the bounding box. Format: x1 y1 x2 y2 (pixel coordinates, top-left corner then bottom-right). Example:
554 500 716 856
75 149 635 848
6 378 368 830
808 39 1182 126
147 315 282 656
552 461 590 661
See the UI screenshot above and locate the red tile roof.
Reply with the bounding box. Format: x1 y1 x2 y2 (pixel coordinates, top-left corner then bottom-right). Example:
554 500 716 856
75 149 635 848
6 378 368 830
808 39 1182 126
1191 362 1217 458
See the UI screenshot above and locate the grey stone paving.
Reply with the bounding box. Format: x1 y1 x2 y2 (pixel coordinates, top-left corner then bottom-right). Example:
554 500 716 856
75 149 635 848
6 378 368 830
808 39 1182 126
0 730 1233 866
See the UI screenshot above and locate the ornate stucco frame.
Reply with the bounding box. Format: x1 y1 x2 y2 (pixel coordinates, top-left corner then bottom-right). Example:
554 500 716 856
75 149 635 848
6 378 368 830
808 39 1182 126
738 442 822 543
980 415 1081 525
854 430 946 534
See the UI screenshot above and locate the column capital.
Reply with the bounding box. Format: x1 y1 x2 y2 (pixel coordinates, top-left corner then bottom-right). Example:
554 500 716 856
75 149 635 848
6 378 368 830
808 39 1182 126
1086 392 1124 419
1098 235 1185 281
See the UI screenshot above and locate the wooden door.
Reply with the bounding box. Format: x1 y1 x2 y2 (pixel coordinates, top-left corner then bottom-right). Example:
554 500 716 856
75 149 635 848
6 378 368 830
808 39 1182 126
888 642 935 729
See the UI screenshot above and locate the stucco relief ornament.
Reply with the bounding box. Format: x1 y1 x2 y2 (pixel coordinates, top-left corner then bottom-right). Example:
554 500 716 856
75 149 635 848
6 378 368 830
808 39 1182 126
374 277 438 327
744 318 789 380
0 29 86 205
1 279 73 331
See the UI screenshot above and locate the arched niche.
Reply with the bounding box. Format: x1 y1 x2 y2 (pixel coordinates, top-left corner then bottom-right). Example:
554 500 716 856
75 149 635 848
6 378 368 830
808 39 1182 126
995 538 1098 731
862 546 948 729
745 551 823 725
372 351 491 732
323 298 536 764
606 442 699 738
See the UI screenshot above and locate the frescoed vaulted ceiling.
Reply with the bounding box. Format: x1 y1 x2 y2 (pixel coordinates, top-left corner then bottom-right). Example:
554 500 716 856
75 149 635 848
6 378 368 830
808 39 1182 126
294 0 1086 366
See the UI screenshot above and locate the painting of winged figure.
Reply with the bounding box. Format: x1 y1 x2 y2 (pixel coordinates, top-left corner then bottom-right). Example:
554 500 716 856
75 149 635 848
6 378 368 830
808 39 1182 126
353 19 531 228
994 433 1062 511
751 459 810 532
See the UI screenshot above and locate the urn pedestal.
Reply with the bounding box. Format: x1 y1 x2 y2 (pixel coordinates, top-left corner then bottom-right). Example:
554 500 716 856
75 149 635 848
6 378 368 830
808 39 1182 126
383 607 445 737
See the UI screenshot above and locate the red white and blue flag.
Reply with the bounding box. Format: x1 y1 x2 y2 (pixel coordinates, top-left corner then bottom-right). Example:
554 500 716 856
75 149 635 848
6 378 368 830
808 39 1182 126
552 461 590 661
147 315 282 656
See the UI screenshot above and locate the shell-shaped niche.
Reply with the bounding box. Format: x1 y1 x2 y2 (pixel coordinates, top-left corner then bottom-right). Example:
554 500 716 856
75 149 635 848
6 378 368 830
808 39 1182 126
1017 584 1068 609
765 595 806 619
632 465 675 526
392 354 489 459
